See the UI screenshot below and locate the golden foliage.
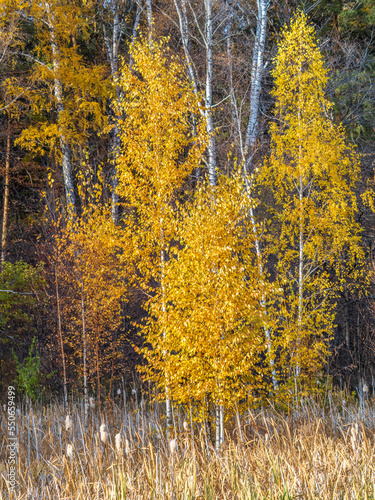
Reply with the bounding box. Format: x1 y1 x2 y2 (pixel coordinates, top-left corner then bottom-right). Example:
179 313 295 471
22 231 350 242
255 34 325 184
115 35 208 287
258 12 364 385
141 174 272 417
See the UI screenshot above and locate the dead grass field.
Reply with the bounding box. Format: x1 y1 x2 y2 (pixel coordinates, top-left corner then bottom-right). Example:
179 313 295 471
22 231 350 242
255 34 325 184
1 392 375 499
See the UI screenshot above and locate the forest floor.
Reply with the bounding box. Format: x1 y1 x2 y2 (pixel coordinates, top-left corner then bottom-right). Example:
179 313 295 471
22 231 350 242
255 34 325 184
1 390 375 499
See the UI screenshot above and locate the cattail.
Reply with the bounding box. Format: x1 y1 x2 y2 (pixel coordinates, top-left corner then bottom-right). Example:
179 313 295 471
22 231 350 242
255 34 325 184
183 421 189 432
65 415 72 432
89 397 95 408
66 443 74 458
115 432 122 453
125 438 131 455
350 422 359 452
169 438 178 454
100 423 108 444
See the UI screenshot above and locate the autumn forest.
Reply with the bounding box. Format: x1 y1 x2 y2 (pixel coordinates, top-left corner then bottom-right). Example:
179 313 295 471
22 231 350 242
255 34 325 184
1 1 375 496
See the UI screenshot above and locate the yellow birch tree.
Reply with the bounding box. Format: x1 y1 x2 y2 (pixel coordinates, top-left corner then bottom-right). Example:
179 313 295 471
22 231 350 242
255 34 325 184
258 12 364 389
115 35 208 428
141 173 271 423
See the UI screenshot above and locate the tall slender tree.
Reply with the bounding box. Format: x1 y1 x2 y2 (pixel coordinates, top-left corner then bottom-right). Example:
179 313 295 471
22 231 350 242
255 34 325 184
15 0 109 215
258 12 364 386
115 35 207 432
141 174 271 428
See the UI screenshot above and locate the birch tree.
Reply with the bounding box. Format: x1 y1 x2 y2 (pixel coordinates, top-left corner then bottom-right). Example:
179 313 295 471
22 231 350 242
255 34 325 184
141 174 272 433
243 0 270 171
115 36 207 432
259 12 364 387
98 0 142 221
172 0 217 184
15 0 109 216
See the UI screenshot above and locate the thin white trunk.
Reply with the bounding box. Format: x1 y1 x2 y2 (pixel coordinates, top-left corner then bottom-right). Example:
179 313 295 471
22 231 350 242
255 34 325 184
56 273 68 411
215 403 224 450
173 0 199 96
244 0 270 171
129 1 142 68
215 405 220 450
204 0 217 186
173 0 216 182
146 0 152 31
82 284 88 422
219 405 224 446
161 244 172 436
241 0 276 390
225 0 243 158
103 0 142 222
1 118 11 264
244 176 278 391
296 59 303 378
103 1 121 222
48 13 76 214
296 142 303 378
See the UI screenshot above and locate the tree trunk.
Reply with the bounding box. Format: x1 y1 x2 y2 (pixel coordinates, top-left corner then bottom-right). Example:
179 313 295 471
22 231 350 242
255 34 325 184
1 117 11 264
48 13 76 215
241 0 277 390
244 0 270 171
243 175 278 391
173 0 199 95
161 244 172 437
103 0 142 222
146 0 153 32
96 327 101 406
82 284 88 422
296 170 304 378
204 0 217 186
225 0 243 158
56 272 68 411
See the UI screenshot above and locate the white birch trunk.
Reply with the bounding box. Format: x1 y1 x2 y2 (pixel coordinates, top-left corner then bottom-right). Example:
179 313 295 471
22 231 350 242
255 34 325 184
103 0 121 222
244 176 278 391
240 0 277 391
48 13 76 215
296 141 303 379
244 0 270 172
219 404 224 447
56 273 68 412
173 0 199 95
173 0 216 183
103 0 142 222
204 0 217 186
225 0 243 158
1 118 11 264
146 0 152 31
215 405 220 450
82 284 88 422
160 242 172 436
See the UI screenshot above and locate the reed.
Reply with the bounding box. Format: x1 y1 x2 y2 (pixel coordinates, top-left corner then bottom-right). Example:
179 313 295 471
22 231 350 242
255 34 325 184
0 393 375 499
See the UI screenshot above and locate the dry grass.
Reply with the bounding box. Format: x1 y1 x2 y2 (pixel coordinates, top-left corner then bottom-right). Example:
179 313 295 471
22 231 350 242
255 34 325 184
1 392 375 499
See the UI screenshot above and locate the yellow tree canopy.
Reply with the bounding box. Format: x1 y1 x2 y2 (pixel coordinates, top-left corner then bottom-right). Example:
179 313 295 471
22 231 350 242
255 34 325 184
115 35 208 286
141 174 272 417
258 12 364 385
